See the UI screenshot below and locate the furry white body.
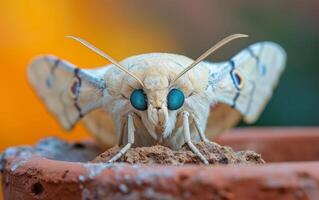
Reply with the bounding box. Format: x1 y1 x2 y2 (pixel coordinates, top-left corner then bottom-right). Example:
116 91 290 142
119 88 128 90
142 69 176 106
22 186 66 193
105 53 212 149
28 40 286 162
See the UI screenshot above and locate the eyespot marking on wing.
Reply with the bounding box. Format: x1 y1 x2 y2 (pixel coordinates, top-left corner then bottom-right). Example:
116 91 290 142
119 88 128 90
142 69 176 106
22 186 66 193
206 42 286 124
69 68 82 99
70 78 81 98
231 69 244 90
28 55 110 131
229 60 241 108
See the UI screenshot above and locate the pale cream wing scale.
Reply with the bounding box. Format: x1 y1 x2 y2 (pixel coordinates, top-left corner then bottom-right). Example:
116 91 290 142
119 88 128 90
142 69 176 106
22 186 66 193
205 42 286 136
82 109 116 148
28 56 109 131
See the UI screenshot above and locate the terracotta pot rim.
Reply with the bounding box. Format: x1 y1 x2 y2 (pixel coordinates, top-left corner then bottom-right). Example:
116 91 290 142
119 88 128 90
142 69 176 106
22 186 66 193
3 127 319 200
4 127 319 172
6 153 319 169
4 153 319 183
3 126 319 184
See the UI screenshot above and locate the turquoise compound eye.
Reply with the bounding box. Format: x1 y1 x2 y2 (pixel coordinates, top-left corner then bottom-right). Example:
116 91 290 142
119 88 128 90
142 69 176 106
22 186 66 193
167 89 185 110
130 89 148 111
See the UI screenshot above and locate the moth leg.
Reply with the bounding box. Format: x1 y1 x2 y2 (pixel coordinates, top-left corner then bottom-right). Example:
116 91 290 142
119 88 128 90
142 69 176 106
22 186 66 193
193 117 219 160
182 111 209 165
108 114 135 163
194 118 221 148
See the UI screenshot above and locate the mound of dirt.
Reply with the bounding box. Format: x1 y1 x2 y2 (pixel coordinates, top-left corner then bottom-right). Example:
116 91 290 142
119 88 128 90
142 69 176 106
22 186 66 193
93 141 265 165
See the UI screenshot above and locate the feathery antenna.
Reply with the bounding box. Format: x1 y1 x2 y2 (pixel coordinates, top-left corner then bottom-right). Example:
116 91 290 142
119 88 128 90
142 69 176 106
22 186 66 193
66 36 145 87
171 34 248 85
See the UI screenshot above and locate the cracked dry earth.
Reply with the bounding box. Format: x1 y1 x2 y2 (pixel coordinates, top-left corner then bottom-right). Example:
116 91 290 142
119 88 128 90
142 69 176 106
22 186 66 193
93 141 265 165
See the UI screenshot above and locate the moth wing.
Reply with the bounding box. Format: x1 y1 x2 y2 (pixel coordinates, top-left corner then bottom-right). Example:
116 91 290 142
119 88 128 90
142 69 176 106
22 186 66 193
28 55 108 130
205 42 286 136
82 109 116 148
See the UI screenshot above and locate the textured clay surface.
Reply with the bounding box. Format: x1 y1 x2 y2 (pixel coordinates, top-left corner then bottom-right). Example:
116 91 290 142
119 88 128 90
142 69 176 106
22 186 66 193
93 141 265 165
2 128 319 200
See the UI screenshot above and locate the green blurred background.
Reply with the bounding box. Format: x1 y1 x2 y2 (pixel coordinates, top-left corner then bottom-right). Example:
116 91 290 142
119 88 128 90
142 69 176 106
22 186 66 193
130 0 319 126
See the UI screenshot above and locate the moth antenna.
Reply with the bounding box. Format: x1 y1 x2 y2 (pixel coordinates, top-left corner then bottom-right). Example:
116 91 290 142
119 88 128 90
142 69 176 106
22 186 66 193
171 34 248 85
66 36 145 87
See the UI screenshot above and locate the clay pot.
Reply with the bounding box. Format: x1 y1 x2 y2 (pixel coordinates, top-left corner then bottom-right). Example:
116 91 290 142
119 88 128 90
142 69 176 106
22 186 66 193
2 128 319 200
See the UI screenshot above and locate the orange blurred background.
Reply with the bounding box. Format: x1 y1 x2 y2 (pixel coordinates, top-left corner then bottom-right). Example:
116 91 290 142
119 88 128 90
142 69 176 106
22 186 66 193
0 2 182 196
0 1 179 151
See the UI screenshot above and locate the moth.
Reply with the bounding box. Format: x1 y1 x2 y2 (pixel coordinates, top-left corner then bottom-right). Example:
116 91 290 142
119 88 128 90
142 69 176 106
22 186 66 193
28 34 286 164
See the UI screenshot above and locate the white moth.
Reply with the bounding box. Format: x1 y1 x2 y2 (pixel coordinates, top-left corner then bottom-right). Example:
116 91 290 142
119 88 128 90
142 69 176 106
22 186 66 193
28 34 286 164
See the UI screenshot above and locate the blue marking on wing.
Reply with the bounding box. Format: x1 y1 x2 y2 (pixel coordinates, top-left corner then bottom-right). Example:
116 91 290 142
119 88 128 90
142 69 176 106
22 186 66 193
259 64 267 76
247 45 267 77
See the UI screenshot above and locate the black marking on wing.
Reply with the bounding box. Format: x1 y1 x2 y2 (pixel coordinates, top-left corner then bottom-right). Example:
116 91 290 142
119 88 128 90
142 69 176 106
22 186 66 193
229 60 238 89
45 58 61 88
51 59 60 74
229 60 240 108
73 68 84 118
231 93 240 108
229 60 235 72
244 43 266 115
247 44 267 76
247 47 259 62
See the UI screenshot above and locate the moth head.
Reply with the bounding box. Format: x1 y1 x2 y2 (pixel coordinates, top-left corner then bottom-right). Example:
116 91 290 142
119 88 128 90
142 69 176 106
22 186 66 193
128 66 187 130
119 60 192 139
131 87 184 135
